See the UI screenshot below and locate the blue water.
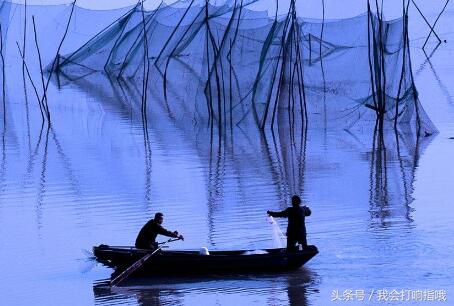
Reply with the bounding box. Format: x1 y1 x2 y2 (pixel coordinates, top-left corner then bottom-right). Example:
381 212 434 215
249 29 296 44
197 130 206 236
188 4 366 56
1 2 454 306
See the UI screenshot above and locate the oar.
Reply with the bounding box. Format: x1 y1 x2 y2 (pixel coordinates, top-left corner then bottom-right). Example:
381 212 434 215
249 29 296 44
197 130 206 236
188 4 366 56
110 238 180 287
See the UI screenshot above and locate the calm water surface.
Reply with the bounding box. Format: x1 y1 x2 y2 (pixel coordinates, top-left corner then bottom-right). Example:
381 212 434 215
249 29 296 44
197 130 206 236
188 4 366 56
1 3 454 306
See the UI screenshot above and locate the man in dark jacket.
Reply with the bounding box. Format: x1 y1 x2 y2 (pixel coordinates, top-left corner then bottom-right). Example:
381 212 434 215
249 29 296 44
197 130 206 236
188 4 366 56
135 212 184 249
267 195 311 251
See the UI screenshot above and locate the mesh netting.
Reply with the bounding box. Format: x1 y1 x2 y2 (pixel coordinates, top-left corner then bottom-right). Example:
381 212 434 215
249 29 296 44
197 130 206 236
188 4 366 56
52 0 435 134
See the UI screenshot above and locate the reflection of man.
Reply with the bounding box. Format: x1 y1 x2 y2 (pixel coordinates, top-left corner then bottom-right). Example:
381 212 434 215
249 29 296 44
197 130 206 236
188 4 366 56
267 195 311 251
135 212 184 250
287 272 310 306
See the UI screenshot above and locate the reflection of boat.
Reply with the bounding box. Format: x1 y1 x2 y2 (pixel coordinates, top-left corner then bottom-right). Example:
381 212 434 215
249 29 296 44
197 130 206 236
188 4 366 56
93 268 318 305
93 245 318 276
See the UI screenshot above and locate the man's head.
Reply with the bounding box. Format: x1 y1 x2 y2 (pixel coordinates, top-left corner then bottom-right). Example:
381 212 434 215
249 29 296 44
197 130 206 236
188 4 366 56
154 212 164 224
291 195 301 206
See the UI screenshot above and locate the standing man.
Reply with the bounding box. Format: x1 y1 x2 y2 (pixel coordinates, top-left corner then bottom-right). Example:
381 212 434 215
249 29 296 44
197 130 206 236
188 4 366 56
135 212 184 249
267 195 311 251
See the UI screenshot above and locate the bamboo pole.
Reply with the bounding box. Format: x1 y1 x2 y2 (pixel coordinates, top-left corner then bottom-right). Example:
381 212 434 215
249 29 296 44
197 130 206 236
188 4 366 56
410 0 442 44
376 0 387 117
140 0 150 122
22 0 27 77
22 0 32 142
229 38 233 128
367 1 378 111
320 0 325 65
293 9 308 127
421 0 450 49
205 0 214 123
0 23 5 127
308 34 312 64
287 11 294 129
320 0 327 128
32 16 50 120
16 42 45 123
394 1 409 130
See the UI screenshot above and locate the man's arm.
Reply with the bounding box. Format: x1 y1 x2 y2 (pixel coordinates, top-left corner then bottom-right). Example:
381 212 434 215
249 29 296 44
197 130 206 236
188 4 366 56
267 208 289 218
157 225 184 240
157 226 178 238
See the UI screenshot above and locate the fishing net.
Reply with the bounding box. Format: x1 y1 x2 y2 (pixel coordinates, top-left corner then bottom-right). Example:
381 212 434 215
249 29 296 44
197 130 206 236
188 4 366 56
53 0 435 134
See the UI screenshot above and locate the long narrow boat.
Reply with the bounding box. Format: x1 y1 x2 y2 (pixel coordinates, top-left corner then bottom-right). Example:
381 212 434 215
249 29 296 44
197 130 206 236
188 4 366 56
93 244 318 276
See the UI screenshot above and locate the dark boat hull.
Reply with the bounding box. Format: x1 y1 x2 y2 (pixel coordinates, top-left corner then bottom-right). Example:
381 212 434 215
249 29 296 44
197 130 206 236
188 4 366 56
93 245 318 276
